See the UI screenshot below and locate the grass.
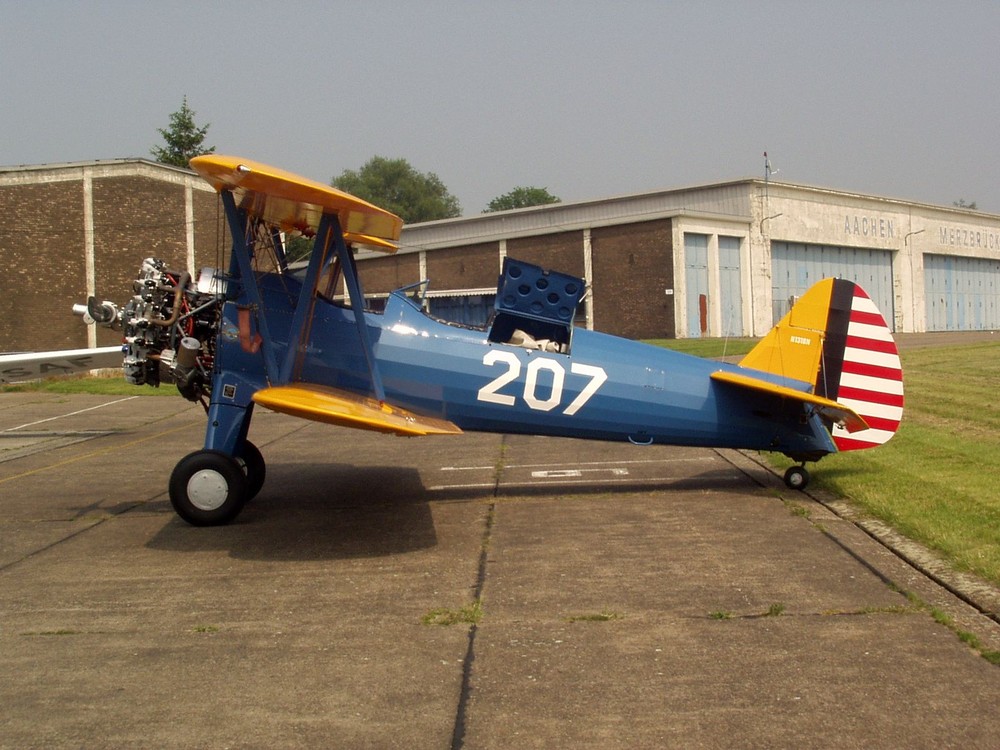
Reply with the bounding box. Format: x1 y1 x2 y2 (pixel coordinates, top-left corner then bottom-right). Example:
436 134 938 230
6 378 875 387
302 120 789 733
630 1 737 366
768 341 1000 586
0 373 178 397
645 337 757 359
422 600 483 626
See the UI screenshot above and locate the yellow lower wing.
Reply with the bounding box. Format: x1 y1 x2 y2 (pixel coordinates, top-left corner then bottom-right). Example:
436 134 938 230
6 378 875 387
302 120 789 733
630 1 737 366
711 370 868 433
252 384 462 437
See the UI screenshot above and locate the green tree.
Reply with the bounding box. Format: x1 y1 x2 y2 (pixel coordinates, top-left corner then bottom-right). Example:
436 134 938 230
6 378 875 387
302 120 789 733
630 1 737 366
485 187 560 213
332 156 461 223
151 96 215 168
953 199 978 210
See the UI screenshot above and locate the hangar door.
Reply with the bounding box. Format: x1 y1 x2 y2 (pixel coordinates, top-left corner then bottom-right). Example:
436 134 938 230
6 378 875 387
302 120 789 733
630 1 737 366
685 234 709 337
719 236 744 337
772 242 895 329
684 233 744 337
924 254 1000 331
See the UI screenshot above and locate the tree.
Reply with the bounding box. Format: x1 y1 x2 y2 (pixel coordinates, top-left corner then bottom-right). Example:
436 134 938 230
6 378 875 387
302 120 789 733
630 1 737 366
151 96 215 168
485 187 560 213
953 199 978 210
332 156 461 223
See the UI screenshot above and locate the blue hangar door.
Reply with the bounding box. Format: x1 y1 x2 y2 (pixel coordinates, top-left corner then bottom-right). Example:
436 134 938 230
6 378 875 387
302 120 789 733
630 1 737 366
924 254 1000 331
684 234 709 337
771 242 895 330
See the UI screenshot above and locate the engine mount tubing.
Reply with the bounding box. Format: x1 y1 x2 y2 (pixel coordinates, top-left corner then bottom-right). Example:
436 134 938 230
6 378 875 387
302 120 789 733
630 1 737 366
148 272 191 327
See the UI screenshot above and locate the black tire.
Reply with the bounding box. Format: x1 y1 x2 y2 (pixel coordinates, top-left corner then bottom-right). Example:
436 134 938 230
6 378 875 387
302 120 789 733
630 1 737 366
237 440 266 501
169 450 248 526
783 465 810 491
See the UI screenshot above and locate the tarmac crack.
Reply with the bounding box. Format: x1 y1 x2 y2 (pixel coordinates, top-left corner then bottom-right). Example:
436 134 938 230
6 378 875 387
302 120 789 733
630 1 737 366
449 436 504 750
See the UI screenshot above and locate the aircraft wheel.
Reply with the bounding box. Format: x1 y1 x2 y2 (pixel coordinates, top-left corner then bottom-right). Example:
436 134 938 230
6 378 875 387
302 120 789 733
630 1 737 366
169 450 248 526
783 465 810 491
236 440 266 501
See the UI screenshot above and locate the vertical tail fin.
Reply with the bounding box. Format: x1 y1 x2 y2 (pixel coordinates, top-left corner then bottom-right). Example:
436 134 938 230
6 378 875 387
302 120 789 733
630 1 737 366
740 278 904 451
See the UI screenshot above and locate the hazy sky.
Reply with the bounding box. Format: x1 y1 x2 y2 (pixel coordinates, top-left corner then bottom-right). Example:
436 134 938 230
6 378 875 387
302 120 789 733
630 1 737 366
2 1 998 215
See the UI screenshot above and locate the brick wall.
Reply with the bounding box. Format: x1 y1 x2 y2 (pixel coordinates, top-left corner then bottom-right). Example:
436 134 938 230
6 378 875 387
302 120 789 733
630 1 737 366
425 243 499 290
508 231 585 279
0 180 87 351
591 219 674 339
0 163 226 352
192 189 226 271
358 252 420 295
92 176 187 346
2 162 676 354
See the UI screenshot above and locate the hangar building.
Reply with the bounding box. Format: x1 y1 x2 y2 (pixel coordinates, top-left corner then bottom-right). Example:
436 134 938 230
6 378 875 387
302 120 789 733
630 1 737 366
1 158 998 354
364 179 1000 339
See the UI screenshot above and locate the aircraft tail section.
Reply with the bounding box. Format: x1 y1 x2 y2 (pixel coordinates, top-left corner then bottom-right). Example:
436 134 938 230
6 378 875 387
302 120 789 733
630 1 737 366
739 278 903 451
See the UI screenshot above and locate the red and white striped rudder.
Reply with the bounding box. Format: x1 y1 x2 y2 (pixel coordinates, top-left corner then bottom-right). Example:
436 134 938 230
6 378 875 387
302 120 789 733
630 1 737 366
823 282 904 451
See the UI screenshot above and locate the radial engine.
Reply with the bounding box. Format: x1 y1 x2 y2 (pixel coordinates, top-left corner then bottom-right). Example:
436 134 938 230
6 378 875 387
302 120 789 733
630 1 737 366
81 258 224 401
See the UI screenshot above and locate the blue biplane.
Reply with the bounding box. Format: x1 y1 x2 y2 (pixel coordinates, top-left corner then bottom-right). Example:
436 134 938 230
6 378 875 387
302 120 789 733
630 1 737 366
0 155 903 525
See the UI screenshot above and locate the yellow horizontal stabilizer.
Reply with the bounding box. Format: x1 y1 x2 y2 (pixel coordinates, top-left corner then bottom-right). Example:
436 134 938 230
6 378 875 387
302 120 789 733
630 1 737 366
190 155 402 251
252 384 462 437
711 370 869 433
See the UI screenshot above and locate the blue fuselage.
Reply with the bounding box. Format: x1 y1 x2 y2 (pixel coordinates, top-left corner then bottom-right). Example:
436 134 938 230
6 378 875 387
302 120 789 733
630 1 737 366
217 273 836 458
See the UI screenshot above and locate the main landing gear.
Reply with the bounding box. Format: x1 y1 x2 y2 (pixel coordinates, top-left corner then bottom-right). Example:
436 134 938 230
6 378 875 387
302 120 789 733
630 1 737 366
168 441 266 526
783 464 810 491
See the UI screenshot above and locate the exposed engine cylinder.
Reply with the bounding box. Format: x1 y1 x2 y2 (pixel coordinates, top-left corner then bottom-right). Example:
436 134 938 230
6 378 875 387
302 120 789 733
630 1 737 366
120 258 223 400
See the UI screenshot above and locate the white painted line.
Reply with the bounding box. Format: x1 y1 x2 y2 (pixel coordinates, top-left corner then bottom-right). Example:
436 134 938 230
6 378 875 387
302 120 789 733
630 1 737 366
428 471 740 492
440 456 716 472
4 396 139 432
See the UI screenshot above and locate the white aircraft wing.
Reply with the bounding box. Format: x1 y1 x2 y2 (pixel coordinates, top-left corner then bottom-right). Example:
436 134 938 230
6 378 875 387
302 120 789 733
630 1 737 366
0 346 123 384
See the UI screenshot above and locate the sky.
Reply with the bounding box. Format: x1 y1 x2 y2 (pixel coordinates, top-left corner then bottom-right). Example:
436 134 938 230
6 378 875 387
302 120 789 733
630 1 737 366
2 1 998 216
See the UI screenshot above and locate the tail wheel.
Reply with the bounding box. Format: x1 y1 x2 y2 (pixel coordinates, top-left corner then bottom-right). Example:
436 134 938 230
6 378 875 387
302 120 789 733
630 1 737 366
169 450 248 526
783 465 810 491
236 440 266 501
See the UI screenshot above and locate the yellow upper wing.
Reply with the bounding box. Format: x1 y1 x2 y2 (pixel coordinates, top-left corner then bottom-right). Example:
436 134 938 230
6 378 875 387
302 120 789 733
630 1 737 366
190 154 402 251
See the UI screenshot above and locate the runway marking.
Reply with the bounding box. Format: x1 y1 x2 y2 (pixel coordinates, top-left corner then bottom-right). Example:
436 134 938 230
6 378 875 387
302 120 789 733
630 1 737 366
430 456 725 491
428 473 738 491
3 396 139 433
531 467 629 478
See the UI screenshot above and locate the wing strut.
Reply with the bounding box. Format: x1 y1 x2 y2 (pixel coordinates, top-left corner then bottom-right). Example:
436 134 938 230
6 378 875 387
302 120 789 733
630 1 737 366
274 208 386 401
279 212 335 384
221 190 280 384
333 217 386 403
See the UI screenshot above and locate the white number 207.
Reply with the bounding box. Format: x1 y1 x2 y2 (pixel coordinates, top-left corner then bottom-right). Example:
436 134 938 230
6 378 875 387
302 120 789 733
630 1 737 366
477 350 607 415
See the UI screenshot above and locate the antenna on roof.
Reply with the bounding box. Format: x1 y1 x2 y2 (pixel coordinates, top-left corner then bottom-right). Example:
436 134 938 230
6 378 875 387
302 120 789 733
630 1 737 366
764 151 779 180
760 152 783 236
